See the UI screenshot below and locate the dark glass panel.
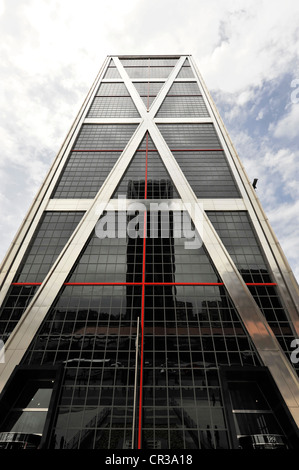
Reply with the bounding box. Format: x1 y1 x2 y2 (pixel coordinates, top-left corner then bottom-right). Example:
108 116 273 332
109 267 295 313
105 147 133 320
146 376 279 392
158 123 222 149
207 211 295 359
87 96 140 119
0 212 83 342
73 124 138 150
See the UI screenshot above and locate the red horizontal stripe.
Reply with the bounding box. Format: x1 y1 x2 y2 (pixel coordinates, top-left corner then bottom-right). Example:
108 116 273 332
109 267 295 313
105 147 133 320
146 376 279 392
171 148 223 152
93 95 198 98
71 149 124 152
144 282 224 286
166 94 202 97
59 282 224 286
71 148 223 153
12 282 277 287
64 282 142 286
123 65 175 68
93 94 202 98
95 95 130 98
95 93 202 98
246 283 277 286
140 95 202 98
72 149 158 153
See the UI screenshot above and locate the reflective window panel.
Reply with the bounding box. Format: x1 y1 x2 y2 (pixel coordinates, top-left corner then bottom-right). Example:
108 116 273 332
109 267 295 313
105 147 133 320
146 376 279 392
0 212 84 342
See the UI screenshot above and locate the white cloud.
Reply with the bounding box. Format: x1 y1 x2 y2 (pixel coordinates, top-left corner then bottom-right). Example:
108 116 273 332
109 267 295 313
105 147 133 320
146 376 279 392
291 79 299 104
200 0 299 93
256 110 264 120
263 148 298 190
267 200 299 281
270 103 299 140
226 126 299 281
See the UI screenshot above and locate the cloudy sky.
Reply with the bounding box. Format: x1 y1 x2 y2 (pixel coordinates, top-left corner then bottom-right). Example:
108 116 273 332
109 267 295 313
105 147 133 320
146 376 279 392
0 0 298 281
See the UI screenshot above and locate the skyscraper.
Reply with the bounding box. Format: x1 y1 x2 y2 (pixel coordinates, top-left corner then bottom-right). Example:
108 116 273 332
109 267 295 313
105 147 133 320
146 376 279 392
0 54 298 450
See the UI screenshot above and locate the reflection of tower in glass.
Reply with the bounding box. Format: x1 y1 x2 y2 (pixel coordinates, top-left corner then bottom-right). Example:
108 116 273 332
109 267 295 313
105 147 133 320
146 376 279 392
145 209 176 324
125 210 143 323
125 178 177 323
126 179 174 199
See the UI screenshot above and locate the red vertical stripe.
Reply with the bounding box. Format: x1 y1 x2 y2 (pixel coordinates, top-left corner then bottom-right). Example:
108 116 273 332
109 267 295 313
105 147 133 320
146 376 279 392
138 210 147 449
137 132 149 449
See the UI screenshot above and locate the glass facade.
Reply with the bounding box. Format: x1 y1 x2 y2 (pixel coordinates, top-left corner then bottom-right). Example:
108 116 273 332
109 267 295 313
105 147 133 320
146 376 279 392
52 124 138 199
207 211 296 372
133 82 164 110
87 82 140 118
157 82 209 118
20 212 260 449
0 212 84 342
113 133 179 199
0 55 298 451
